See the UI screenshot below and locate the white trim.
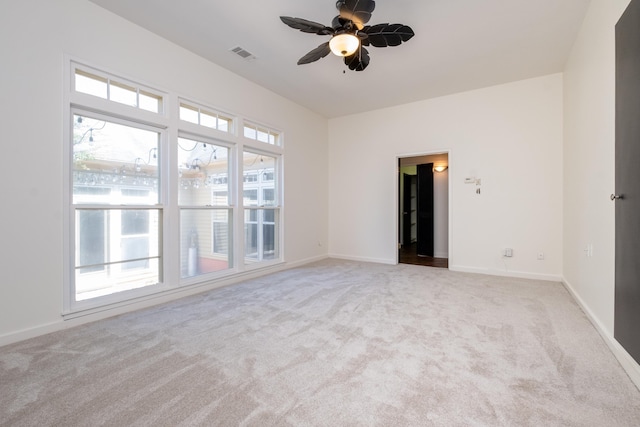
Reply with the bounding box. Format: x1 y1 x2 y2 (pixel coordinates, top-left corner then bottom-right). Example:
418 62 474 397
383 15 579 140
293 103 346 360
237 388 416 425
450 265 562 282
329 253 396 265
241 138 285 156
69 59 169 119
327 256 561 281
178 120 243 145
562 277 640 391
63 55 73 314
241 118 283 147
177 97 237 135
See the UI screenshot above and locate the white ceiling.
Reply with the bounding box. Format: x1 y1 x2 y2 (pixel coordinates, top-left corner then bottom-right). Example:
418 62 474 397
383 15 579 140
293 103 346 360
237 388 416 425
88 0 591 118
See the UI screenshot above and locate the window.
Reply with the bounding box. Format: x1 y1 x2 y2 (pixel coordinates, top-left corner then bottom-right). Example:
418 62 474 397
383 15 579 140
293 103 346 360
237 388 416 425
71 112 162 302
178 137 232 277
179 101 232 133
66 61 283 313
243 121 280 146
243 152 279 263
74 67 163 113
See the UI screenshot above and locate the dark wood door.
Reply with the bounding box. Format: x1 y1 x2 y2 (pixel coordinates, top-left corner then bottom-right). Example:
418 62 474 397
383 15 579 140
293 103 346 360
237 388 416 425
402 173 413 247
614 0 640 365
417 164 434 257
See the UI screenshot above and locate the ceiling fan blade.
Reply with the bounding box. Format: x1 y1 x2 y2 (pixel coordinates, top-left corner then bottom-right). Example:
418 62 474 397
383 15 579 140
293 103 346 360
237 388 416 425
298 42 332 65
280 16 334 35
336 0 376 29
344 46 370 71
361 23 414 47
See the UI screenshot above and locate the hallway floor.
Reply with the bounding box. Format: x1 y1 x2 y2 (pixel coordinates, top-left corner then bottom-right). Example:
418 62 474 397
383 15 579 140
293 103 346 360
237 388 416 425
399 243 448 268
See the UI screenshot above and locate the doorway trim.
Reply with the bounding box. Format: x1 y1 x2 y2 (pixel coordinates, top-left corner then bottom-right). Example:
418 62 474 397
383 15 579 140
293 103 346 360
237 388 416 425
396 150 452 266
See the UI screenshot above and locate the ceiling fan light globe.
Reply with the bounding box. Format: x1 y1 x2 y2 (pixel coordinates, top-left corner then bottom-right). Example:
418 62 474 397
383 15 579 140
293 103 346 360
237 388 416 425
329 33 359 57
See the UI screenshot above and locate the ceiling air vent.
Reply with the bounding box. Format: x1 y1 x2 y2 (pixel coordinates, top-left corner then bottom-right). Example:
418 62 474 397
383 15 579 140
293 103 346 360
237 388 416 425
230 46 256 61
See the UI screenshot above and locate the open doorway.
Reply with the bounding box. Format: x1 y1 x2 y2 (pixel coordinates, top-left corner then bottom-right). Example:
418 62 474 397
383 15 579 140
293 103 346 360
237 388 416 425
398 153 449 268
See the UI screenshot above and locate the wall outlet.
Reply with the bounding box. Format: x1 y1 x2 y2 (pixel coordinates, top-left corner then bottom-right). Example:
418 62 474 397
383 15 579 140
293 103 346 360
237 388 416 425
584 244 593 257
503 248 513 257
537 252 545 260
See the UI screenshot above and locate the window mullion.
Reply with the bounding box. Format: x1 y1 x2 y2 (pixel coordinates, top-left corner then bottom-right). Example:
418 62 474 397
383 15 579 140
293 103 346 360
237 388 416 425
235 142 245 272
165 93 181 287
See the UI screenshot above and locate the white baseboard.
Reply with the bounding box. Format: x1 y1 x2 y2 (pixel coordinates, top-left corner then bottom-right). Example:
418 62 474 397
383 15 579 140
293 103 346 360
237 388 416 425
285 254 329 268
0 321 76 348
450 265 562 282
328 253 396 265
0 255 329 348
327 257 561 282
562 276 640 391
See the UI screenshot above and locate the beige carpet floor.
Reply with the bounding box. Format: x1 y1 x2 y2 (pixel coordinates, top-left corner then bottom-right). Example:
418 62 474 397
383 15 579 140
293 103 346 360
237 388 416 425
1 259 640 426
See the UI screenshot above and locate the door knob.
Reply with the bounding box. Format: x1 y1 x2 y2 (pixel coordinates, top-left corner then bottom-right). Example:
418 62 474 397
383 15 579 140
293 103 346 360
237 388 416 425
611 194 623 201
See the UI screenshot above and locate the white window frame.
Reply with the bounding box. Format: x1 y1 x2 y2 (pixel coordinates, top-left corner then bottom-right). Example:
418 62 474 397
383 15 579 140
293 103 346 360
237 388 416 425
177 132 236 281
243 120 282 146
240 148 282 266
64 58 285 316
72 63 165 115
65 106 169 314
179 99 234 134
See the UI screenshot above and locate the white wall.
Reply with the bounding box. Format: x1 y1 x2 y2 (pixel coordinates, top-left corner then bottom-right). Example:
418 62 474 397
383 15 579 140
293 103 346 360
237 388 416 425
328 74 563 280
563 0 640 385
0 0 328 342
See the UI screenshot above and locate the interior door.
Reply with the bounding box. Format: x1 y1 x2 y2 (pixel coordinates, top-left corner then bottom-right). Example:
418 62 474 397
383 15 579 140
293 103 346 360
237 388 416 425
614 0 640 365
416 163 434 256
402 173 412 247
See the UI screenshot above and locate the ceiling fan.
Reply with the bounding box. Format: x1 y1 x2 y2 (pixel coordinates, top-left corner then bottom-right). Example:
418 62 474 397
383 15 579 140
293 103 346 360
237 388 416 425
280 0 415 72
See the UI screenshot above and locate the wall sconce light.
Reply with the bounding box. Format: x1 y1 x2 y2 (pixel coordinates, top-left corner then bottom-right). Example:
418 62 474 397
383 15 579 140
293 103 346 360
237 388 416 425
433 165 448 173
